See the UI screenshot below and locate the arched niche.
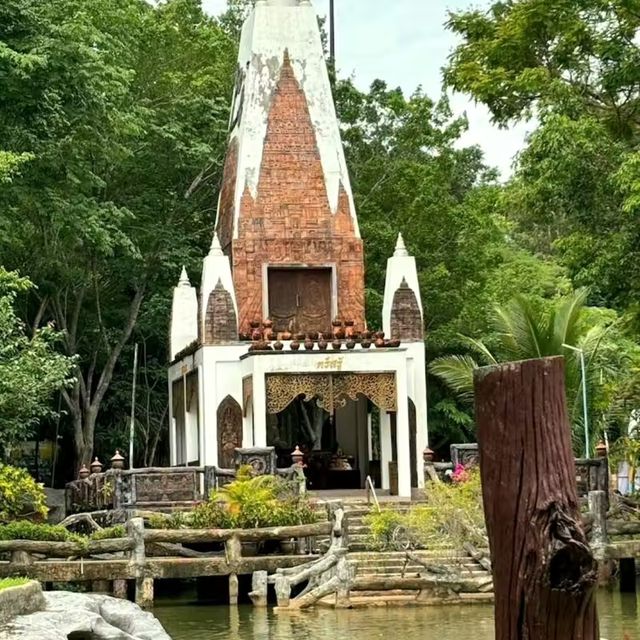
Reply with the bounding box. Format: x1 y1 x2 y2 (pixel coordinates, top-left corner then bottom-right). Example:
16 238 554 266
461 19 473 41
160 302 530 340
217 395 243 469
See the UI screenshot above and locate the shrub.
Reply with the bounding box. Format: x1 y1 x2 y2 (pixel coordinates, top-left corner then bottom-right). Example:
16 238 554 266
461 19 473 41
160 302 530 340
191 470 317 530
364 508 405 550
364 470 486 551
0 464 47 522
0 521 84 543
89 525 126 540
0 577 29 591
411 469 486 548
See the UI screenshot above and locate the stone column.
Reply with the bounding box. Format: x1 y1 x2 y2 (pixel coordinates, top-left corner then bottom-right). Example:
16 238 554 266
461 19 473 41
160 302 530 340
252 372 267 447
395 367 411 498
380 411 392 491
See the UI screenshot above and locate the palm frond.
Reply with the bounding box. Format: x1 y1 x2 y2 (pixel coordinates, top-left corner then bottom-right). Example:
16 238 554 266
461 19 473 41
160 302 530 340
458 335 498 365
493 296 545 360
550 288 590 353
428 355 478 403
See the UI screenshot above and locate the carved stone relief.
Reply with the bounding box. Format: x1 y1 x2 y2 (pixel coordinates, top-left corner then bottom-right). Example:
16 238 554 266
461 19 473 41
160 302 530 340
217 396 243 469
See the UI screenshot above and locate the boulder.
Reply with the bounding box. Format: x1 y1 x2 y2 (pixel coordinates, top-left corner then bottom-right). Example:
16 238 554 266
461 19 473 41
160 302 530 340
44 488 66 524
0 592 171 640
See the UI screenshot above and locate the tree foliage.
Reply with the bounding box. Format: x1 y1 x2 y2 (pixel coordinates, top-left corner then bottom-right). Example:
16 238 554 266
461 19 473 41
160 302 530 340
0 270 73 456
0 0 236 467
446 0 640 137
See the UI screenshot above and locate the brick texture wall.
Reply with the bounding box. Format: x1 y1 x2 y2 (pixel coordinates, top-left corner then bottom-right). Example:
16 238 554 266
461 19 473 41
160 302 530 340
390 279 423 342
216 53 365 335
204 281 238 344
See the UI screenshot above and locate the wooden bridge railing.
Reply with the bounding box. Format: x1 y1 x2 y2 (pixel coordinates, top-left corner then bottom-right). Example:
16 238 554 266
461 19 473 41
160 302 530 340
0 507 338 608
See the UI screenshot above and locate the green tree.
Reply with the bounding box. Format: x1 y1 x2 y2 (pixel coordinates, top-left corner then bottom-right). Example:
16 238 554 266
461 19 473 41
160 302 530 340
335 78 570 444
429 289 631 453
0 0 236 467
0 269 74 458
445 0 640 137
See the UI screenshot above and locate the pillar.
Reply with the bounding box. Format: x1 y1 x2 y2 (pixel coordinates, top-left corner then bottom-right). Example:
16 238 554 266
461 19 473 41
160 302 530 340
396 367 411 498
253 372 267 447
411 344 428 488
169 382 176 466
380 411 392 491
113 579 128 599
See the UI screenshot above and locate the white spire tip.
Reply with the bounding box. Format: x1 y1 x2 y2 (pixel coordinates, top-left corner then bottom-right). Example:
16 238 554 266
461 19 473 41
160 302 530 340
394 233 409 257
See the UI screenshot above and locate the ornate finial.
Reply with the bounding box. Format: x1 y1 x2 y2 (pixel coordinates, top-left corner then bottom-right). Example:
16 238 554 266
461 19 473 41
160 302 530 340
394 233 409 258
209 232 223 257
178 266 190 287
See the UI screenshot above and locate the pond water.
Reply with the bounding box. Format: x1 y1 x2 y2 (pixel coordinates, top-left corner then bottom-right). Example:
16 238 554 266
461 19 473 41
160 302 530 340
155 589 640 640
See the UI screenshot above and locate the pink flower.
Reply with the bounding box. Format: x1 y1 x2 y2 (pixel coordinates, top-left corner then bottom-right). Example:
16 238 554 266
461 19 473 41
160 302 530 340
452 463 469 484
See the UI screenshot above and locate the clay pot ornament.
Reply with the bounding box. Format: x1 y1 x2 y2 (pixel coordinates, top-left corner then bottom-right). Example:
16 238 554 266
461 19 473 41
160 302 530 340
274 340 284 351
318 338 328 351
304 338 315 351
290 340 300 351
332 340 342 350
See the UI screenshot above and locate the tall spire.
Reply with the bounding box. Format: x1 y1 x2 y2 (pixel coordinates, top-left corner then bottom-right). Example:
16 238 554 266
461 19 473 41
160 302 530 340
394 233 409 258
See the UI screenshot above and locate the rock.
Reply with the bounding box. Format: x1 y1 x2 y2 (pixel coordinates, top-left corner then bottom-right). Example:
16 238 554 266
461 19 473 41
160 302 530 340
44 488 66 524
0 592 171 640
0 582 46 625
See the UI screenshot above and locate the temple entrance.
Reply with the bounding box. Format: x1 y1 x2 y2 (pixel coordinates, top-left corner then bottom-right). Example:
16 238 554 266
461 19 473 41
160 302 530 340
267 267 332 334
267 396 369 490
263 372 397 491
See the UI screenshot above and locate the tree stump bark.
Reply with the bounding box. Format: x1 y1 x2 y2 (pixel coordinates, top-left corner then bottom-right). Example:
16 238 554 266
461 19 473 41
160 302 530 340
474 357 599 640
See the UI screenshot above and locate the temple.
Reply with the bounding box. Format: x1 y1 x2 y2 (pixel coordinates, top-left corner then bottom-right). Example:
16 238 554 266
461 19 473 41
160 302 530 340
168 0 428 498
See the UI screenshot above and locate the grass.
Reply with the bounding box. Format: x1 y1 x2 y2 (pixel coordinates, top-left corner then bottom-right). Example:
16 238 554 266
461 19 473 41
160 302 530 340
0 577 29 591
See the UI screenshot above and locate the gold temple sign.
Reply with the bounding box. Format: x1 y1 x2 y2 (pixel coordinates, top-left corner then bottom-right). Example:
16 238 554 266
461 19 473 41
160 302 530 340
316 356 344 371
265 372 397 414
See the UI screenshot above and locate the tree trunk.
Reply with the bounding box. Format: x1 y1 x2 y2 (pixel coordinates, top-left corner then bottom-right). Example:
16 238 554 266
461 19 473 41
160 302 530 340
473 357 599 640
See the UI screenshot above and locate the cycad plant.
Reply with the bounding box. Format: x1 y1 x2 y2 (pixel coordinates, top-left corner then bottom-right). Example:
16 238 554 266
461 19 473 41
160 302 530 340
429 289 608 453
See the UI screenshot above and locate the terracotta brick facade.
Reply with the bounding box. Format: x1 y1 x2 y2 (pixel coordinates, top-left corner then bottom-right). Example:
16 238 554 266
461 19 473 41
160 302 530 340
217 54 365 335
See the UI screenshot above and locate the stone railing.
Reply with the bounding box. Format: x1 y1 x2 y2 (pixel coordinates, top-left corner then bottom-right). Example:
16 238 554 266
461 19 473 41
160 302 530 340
65 447 305 515
424 443 609 503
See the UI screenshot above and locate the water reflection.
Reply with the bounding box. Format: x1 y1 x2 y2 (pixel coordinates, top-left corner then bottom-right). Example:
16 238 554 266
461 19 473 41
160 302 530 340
155 590 639 640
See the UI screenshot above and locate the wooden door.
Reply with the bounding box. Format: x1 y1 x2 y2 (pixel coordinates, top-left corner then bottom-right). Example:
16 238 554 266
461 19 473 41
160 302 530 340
268 268 331 334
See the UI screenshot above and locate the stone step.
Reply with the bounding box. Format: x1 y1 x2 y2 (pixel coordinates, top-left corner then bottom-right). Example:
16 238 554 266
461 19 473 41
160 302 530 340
349 550 475 559
351 566 488 576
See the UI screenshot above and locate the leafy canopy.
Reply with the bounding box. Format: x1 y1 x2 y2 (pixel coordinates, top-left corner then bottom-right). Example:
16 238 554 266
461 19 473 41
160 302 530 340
0 270 74 456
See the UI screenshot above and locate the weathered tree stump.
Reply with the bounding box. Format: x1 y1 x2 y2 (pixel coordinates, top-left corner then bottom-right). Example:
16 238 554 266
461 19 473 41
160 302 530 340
474 357 599 640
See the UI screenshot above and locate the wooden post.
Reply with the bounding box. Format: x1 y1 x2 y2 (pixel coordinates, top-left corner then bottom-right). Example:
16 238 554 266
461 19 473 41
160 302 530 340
274 574 291 608
335 556 353 608
113 579 128 599
474 357 599 640
126 517 153 609
226 535 242 605
587 490 608 556
249 571 268 607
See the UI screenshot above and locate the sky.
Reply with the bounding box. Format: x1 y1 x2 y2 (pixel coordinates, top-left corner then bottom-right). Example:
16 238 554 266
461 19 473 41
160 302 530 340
202 0 533 178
